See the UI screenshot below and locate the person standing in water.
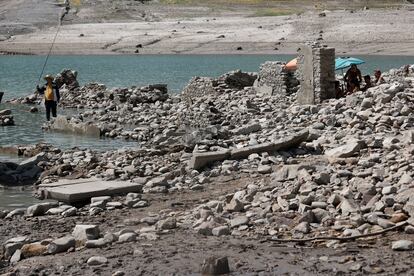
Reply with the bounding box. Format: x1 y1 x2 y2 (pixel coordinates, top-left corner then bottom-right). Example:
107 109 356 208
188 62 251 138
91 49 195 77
36 75 60 121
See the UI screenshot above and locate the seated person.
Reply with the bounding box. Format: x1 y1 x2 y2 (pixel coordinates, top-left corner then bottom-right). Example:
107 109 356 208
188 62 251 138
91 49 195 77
361 75 372 92
374 69 385 85
335 81 344 98
344 64 362 94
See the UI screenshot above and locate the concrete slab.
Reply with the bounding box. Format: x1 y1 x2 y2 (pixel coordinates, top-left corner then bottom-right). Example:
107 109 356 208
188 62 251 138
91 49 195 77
38 179 142 204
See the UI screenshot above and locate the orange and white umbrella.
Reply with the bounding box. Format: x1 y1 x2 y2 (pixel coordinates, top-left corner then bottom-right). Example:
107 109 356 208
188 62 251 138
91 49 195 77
284 58 297 71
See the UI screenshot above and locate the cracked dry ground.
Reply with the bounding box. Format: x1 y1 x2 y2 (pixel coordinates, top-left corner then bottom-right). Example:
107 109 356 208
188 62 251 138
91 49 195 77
2 176 414 276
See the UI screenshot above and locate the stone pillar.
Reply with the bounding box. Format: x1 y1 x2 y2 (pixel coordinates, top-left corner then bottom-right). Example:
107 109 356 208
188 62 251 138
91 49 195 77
297 43 335 104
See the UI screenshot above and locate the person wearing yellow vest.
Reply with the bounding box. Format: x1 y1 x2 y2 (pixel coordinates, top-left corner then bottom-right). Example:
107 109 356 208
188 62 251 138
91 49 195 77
36 75 61 121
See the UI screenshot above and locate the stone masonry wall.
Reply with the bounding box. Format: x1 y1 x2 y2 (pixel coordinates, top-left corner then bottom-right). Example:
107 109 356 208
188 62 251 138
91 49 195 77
255 61 299 96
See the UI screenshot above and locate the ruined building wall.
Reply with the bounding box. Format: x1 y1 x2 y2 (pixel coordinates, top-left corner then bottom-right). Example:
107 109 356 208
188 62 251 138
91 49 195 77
254 61 299 96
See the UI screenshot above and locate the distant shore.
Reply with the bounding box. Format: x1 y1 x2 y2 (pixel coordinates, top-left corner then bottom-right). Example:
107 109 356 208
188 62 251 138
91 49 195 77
1 8 414 56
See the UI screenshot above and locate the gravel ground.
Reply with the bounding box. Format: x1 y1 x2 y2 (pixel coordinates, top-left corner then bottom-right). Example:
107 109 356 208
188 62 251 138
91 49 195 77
2 176 414 275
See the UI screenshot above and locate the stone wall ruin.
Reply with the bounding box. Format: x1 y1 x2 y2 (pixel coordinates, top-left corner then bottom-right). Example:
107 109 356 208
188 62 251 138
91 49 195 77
297 43 336 104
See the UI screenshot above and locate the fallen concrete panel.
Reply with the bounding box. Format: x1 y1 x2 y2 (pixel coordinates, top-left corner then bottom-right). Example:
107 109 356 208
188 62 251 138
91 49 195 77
191 129 309 170
189 150 231 170
38 179 142 204
38 178 98 188
230 142 275 160
231 129 309 160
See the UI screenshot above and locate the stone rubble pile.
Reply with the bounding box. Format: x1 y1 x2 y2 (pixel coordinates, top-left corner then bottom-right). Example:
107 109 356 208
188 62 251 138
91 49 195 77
169 65 414 242
1 64 414 267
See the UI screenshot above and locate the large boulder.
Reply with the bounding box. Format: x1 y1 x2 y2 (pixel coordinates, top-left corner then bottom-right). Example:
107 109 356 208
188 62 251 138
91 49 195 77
54 69 79 90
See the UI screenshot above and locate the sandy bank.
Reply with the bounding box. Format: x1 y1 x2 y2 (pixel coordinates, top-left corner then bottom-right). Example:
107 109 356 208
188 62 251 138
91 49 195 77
1 8 414 56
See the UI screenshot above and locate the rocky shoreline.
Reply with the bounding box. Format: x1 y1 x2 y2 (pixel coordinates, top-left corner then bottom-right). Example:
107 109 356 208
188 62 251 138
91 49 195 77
1 63 414 275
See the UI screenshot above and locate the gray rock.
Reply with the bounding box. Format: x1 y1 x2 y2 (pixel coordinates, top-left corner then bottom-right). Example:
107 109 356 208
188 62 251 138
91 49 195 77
294 222 311 234
62 207 77 217
325 141 365 158
157 217 177 230
3 236 29 258
27 202 58 217
212 226 230 236
201 256 230 275
47 236 76 254
85 238 107 248
257 165 272 174
225 198 244 212
230 216 249 228
118 232 137 243
392 240 414 251
91 196 111 204
10 249 21 264
87 256 108 266
72 225 100 242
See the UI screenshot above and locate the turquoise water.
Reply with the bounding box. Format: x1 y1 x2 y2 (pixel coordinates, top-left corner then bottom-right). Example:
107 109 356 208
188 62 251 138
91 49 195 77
0 54 413 150
2 54 413 99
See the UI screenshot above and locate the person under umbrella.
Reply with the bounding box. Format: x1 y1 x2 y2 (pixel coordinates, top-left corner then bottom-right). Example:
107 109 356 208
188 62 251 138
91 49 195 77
344 64 362 94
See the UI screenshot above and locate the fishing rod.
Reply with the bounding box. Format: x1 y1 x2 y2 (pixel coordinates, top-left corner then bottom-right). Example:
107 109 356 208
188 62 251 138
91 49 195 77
37 0 77 85
37 23 62 85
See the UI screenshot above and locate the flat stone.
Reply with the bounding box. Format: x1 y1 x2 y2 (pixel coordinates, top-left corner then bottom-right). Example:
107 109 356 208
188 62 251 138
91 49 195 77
325 141 365 158
230 130 309 160
230 216 249 228
212 226 230 236
38 178 143 204
392 240 414 251
47 236 76 254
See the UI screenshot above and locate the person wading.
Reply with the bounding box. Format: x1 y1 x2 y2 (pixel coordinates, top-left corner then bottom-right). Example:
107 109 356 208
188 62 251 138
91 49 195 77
36 75 60 121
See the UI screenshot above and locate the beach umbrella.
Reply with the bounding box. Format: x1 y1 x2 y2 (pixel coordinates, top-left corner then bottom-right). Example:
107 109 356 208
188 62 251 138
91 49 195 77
335 57 365 71
285 58 297 71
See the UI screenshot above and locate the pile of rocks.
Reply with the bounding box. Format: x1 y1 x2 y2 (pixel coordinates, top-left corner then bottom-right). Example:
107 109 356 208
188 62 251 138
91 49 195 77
0 109 14 126
167 65 414 242
2 64 414 254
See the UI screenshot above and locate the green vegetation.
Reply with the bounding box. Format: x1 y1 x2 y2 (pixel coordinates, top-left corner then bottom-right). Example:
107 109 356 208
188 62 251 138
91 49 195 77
253 8 297 17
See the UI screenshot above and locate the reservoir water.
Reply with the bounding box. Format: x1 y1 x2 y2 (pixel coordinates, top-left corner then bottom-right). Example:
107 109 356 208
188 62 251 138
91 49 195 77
0 54 413 208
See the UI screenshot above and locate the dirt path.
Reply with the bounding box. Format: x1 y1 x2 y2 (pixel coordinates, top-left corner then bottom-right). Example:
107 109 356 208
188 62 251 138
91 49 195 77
2 174 414 275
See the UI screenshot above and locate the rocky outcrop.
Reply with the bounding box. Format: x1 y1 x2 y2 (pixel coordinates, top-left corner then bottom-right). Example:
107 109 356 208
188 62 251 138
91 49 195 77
0 109 14 126
0 153 46 186
44 116 101 137
54 69 79 90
